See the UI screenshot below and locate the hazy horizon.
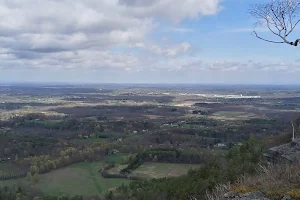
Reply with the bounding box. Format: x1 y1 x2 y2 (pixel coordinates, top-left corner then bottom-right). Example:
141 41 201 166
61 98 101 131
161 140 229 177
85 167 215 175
3 81 300 87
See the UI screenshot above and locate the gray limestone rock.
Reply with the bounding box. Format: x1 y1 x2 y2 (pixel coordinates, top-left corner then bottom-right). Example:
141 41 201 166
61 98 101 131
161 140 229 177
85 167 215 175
281 194 295 200
264 139 300 164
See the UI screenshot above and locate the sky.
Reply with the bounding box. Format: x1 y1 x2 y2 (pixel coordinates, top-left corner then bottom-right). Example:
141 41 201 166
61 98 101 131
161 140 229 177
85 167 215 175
0 0 300 84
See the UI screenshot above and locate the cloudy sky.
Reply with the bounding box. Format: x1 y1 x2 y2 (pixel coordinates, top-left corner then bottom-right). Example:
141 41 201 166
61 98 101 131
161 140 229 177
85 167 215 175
0 0 299 84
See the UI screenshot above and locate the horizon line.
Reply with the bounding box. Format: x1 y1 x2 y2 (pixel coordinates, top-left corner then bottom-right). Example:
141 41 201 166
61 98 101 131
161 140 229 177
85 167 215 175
2 81 300 87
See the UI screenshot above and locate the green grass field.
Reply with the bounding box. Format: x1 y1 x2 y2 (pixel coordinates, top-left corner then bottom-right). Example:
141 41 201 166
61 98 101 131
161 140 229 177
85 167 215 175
0 157 201 196
131 162 201 179
0 161 131 197
103 153 129 164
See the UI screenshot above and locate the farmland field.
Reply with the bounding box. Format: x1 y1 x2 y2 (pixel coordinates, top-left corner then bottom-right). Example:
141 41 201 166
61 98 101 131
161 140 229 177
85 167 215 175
209 111 259 120
131 162 201 179
0 161 131 197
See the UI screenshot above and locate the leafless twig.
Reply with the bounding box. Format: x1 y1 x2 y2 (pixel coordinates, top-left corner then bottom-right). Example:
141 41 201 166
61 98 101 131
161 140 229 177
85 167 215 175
249 0 300 46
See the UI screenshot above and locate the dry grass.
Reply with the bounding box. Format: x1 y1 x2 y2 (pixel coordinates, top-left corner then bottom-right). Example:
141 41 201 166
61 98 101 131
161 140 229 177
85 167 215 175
205 184 230 200
143 114 162 119
131 162 201 179
238 164 300 200
209 111 258 121
241 164 300 188
265 133 292 148
206 164 300 200
174 101 195 107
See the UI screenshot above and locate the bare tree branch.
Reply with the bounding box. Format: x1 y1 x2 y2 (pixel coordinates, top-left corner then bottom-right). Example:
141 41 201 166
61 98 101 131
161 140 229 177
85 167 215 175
253 31 285 43
249 0 300 47
287 19 300 36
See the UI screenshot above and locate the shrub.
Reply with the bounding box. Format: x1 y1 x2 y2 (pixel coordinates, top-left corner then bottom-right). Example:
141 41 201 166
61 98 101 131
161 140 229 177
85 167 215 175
27 172 32 182
32 173 40 183
231 185 254 194
264 186 287 200
287 189 300 200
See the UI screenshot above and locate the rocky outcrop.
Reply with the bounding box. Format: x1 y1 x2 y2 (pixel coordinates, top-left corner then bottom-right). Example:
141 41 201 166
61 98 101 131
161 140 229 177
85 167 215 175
281 195 294 200
264 139 300 164
223 191 271 200
223 192 294 200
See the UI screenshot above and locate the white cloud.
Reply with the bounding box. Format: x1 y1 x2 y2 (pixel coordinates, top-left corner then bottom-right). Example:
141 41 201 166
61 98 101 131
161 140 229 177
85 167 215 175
166 28 195 33
119 0 222 22
133 42 191 57
0 50 140 71
137 58 300 74
0 0 223 72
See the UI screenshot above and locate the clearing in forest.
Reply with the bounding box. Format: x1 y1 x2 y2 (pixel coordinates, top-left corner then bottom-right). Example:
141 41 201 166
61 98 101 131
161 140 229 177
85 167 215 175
131 162 201 179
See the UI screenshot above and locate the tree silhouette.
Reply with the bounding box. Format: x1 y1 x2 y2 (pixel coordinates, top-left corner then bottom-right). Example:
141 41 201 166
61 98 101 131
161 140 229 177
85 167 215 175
250 0 300 46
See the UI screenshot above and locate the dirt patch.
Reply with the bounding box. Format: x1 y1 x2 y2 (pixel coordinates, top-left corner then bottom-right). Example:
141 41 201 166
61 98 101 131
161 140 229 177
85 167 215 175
174 101 195 107
143 114 162 119
209 111 259 121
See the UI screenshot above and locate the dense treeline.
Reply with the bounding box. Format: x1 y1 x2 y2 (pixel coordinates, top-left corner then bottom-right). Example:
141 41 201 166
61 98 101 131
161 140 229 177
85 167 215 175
0 186 28 200
0 172 27 181
106 137 266 200
2 113 158 135
150 118 288 147
7 114 95 131
53 104 186 119
0 185 84 200
14 142 114 176
0 131 59 160
0 145 112 181
0 112 289 160
100 164 144 180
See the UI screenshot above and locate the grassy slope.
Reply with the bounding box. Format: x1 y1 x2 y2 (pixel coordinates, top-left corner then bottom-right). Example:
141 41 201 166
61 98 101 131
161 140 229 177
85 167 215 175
0 156 201 196
0 161 131 197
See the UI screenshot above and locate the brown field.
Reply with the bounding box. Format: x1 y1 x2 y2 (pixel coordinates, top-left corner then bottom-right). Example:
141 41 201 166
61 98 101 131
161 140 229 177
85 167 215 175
131 162 201 179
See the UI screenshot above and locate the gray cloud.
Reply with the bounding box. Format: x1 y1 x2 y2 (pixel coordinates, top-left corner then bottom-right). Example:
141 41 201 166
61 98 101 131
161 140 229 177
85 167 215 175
132 42 191 57
119 0 222 22
0 0 222 71
142 58 300 73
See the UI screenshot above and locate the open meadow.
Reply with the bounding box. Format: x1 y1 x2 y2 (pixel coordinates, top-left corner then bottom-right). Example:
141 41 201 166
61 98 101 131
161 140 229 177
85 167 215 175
131 162 201 179
0 161 131 197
